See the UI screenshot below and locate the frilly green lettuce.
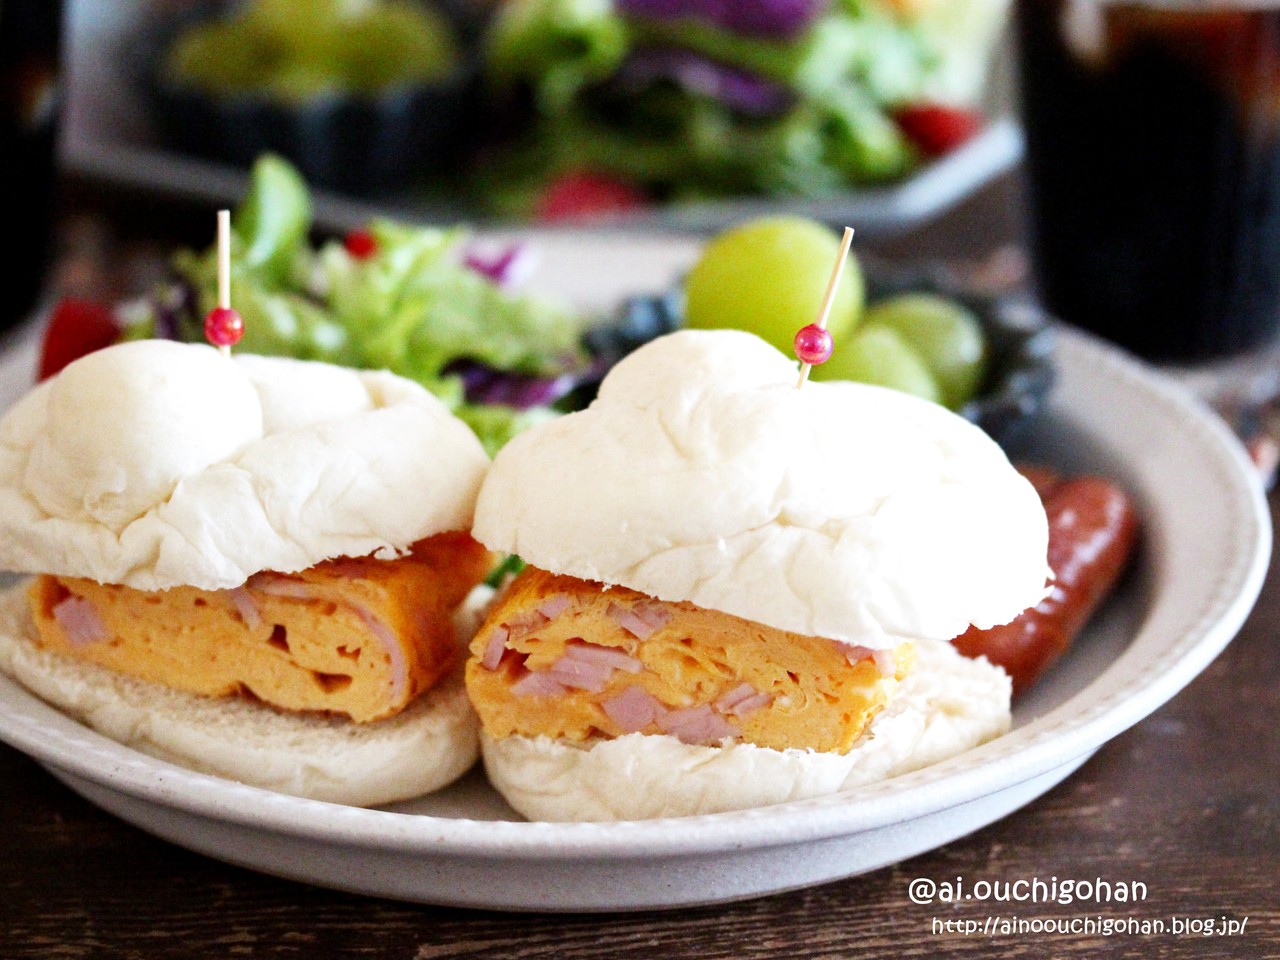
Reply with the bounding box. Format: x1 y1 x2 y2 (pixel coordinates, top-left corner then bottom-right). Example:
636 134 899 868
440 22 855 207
127 155 586 456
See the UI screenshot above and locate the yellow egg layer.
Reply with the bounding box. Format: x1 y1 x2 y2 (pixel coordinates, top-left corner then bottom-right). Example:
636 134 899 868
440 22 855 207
467 566 913 754
29 533 492 723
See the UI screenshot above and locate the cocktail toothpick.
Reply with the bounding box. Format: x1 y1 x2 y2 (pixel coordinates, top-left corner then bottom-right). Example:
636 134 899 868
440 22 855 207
794 226 854 389
203 209 244 358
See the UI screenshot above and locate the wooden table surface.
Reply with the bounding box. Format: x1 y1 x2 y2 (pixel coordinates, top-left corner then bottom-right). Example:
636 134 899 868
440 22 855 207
0 174 1276 960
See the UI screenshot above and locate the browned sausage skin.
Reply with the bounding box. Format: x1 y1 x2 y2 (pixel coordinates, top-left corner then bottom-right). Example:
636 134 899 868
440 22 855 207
1013 464 1065 504
952 469 1140 694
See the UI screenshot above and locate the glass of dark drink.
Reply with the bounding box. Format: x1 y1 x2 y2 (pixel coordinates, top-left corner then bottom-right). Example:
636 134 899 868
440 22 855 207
0 0 62 333
1016 0 1280 363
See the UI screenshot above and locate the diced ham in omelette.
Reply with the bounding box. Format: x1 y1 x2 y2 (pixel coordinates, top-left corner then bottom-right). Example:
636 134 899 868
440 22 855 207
30 533 491 723
467 566 914 753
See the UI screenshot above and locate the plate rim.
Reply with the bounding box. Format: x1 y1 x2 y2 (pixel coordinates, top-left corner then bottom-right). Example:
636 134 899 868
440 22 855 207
61 121 1023 239
0 328 1268 862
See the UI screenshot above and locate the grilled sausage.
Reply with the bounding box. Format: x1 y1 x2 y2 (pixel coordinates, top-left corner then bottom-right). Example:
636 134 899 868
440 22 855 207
952 470 1139 694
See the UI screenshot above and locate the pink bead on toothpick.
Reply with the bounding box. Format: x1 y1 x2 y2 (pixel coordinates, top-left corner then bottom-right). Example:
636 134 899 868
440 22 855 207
795 225 854 389
793 323 833 365
205 305 243 347
204 209 243 356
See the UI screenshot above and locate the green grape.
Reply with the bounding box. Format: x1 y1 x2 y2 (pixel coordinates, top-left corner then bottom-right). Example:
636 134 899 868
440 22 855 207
862 293 987 409
263 63 344 103
168 0 457 100
344 6 460 89
166 22 271 93
684 216 864 356
242 0 347 36
813 325 941 403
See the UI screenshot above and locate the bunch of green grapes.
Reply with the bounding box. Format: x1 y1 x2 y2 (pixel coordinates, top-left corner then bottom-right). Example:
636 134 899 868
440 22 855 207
685 217 865 357
166 0 459 102
684 217 987 410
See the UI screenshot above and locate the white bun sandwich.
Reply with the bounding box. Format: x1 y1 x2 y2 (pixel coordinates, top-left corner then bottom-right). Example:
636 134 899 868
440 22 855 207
0 587 482 806
0 340 492 806
467 329 1049 821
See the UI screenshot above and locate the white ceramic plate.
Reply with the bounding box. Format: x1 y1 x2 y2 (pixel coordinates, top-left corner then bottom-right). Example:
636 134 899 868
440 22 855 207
0 236 1269 911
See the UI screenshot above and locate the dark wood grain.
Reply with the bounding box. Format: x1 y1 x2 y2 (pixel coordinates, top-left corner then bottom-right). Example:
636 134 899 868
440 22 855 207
0 172 1275 959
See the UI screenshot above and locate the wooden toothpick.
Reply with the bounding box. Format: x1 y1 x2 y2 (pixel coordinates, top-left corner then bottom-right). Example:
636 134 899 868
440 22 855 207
217 210 231 313
795 226 855 389
216 210 232 358
204 209 245 356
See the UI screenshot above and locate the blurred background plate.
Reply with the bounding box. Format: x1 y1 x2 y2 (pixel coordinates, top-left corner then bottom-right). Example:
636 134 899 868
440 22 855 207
62 120 1020 236
62 0 1022 237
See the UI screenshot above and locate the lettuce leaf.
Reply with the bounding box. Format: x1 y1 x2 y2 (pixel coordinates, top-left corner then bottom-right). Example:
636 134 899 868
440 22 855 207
487 0 629 112
480 0 936 200
319 221 582 380
137 155 589 453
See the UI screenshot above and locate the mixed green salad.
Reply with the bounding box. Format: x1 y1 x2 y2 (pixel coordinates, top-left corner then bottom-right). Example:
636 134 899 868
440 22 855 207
41 156 1044 464
480 0 1007 212
117 156 600 455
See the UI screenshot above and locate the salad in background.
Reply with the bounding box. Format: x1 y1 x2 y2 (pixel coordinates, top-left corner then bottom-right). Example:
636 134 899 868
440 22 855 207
41 156 1048 455
479 0 1010 215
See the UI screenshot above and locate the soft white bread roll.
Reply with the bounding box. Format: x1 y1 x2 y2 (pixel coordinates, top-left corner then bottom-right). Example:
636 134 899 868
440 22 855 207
0 341 489 591
0 583 480 806
475 330 1049 650
482 637 1011 821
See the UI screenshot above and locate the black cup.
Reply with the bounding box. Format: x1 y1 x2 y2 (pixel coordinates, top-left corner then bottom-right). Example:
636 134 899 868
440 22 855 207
1017 0 1280 362
0 0 62 332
